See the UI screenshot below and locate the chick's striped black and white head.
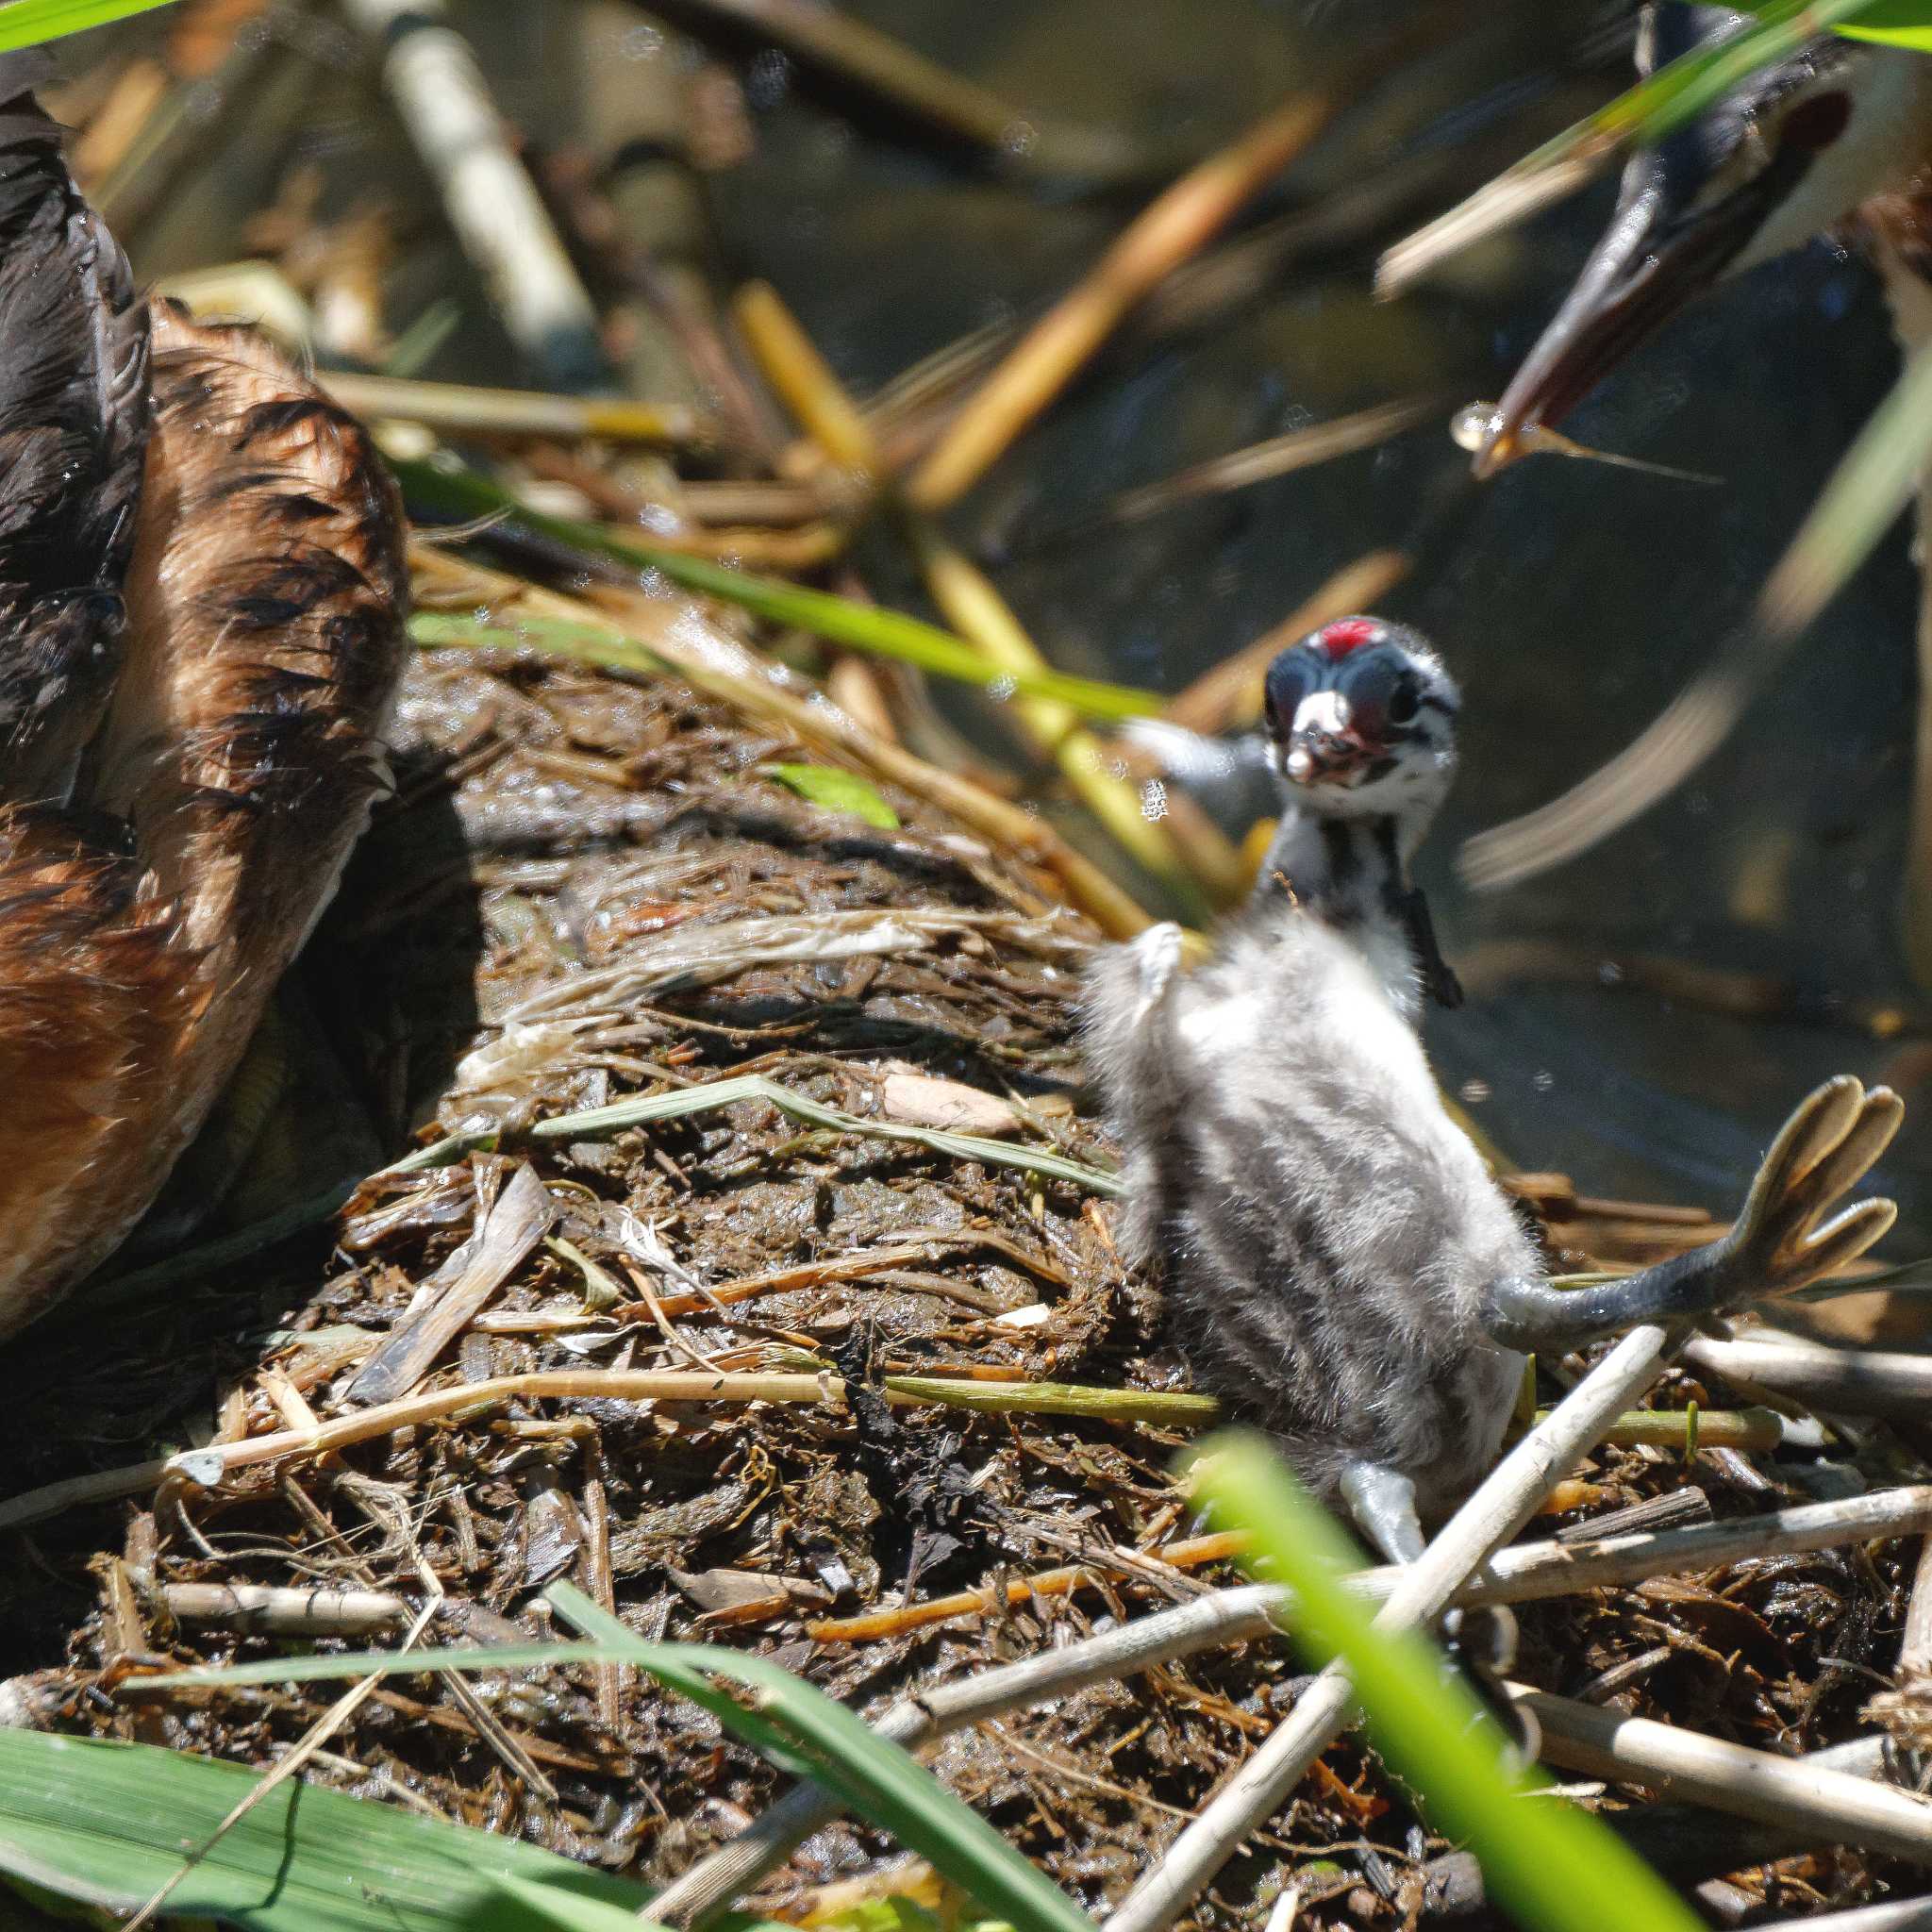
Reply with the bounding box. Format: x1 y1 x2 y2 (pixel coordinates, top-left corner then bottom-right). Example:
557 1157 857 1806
1263 617 1458 823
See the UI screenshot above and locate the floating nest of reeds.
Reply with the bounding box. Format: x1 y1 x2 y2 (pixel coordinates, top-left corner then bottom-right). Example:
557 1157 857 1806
0 613 1923 1930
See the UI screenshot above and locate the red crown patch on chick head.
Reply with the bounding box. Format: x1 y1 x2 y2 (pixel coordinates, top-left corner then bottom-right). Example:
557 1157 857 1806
1315 618 1380 658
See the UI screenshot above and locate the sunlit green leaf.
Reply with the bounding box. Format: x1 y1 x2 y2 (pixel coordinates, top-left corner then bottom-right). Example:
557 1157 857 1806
147 1591 1101 1932
1744 0 1932 49
0 1727 663 1929
0 0 179 50
547 1585 1099 1932
765 761 901 828
484 1875 677 1932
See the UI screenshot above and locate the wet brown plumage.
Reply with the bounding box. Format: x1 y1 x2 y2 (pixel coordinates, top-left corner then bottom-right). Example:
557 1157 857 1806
0 68 407 1333
0 58 148 803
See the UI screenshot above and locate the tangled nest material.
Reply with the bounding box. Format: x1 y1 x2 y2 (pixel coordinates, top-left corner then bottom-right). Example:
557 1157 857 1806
0 630 1924 1928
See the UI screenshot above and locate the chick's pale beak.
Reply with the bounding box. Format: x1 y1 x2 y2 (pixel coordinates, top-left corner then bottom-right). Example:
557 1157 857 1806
1286 727 1373 786
1477 164 1775 478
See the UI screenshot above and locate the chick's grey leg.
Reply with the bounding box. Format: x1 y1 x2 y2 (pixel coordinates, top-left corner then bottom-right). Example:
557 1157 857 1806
1339 1460 1522 1711
1084 922 1190 1136
1479 1076 1904 1355
1339 1459 1426 1565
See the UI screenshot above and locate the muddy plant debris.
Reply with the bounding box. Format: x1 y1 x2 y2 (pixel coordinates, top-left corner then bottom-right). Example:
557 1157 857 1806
0 632 1913 1930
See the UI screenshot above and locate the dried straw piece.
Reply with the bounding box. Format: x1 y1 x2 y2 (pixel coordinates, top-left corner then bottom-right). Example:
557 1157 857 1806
0 1373 1217 1530
906 38 1418 512
733 280 1221 912
346 1164 557 1406
161 1583 409 1638
807 1531 1250 1643
1684 1334 1932 1419
411 543 1155 937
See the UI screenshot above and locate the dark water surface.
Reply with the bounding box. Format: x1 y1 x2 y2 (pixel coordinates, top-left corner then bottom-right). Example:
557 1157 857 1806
149 2 1928 1238
697 2 1930 1239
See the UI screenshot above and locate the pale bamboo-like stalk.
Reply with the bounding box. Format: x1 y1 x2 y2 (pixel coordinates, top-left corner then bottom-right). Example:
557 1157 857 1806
1519 1685 1932 1862
161 1583 412 1637
1684 1333 1932 1418
338 0 608 391
320 372 708 447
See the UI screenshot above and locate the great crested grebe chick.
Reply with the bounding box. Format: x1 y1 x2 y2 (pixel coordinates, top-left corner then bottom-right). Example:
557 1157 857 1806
1085 616 1902 1566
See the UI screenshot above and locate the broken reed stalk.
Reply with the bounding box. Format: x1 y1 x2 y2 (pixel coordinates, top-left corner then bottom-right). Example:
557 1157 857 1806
319 372 711 448
1516 1684 1932 1863
162 1583 412 1638
645 1481 1932 1926
1543 1405 1803 1455
651 0 1143 187
1904 1530 1932 1677
806 1531 1252 1644
0 1372 1214 1531
732 280 1221 915
411 544 1156 939
907 79 1357 509
1683 1334 1932 1418
1103 1323 1680 1932
1101 396 1441 526
338 0 608 391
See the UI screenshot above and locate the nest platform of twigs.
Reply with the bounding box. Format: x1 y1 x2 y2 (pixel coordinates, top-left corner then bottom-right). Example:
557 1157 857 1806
0 627 1923 1930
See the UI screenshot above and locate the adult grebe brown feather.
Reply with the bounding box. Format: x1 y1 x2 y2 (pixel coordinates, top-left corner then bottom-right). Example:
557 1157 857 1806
0 118 407 1334
0 813 189 1318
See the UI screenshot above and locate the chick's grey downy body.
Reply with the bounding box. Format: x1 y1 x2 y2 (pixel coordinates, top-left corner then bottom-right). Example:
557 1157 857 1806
1088 907 1529 1520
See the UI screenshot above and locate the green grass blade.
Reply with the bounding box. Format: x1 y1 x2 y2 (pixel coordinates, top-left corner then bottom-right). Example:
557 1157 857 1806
484 1876 678 1932
1758 335 1932 639
1190 1431 1705 1932
765 761 901 828
1745 0 1932 50
396 458 1161 721
0 1727 677 1929
542 1583 1098 1932
67 1067 1123 1332
146 1602 1099 1932
521 1071 1123 1196
0 0 179 49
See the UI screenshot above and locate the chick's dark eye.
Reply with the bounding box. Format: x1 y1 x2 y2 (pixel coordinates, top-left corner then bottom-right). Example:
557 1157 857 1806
1262 650 1313 730
1388 675 1420 725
